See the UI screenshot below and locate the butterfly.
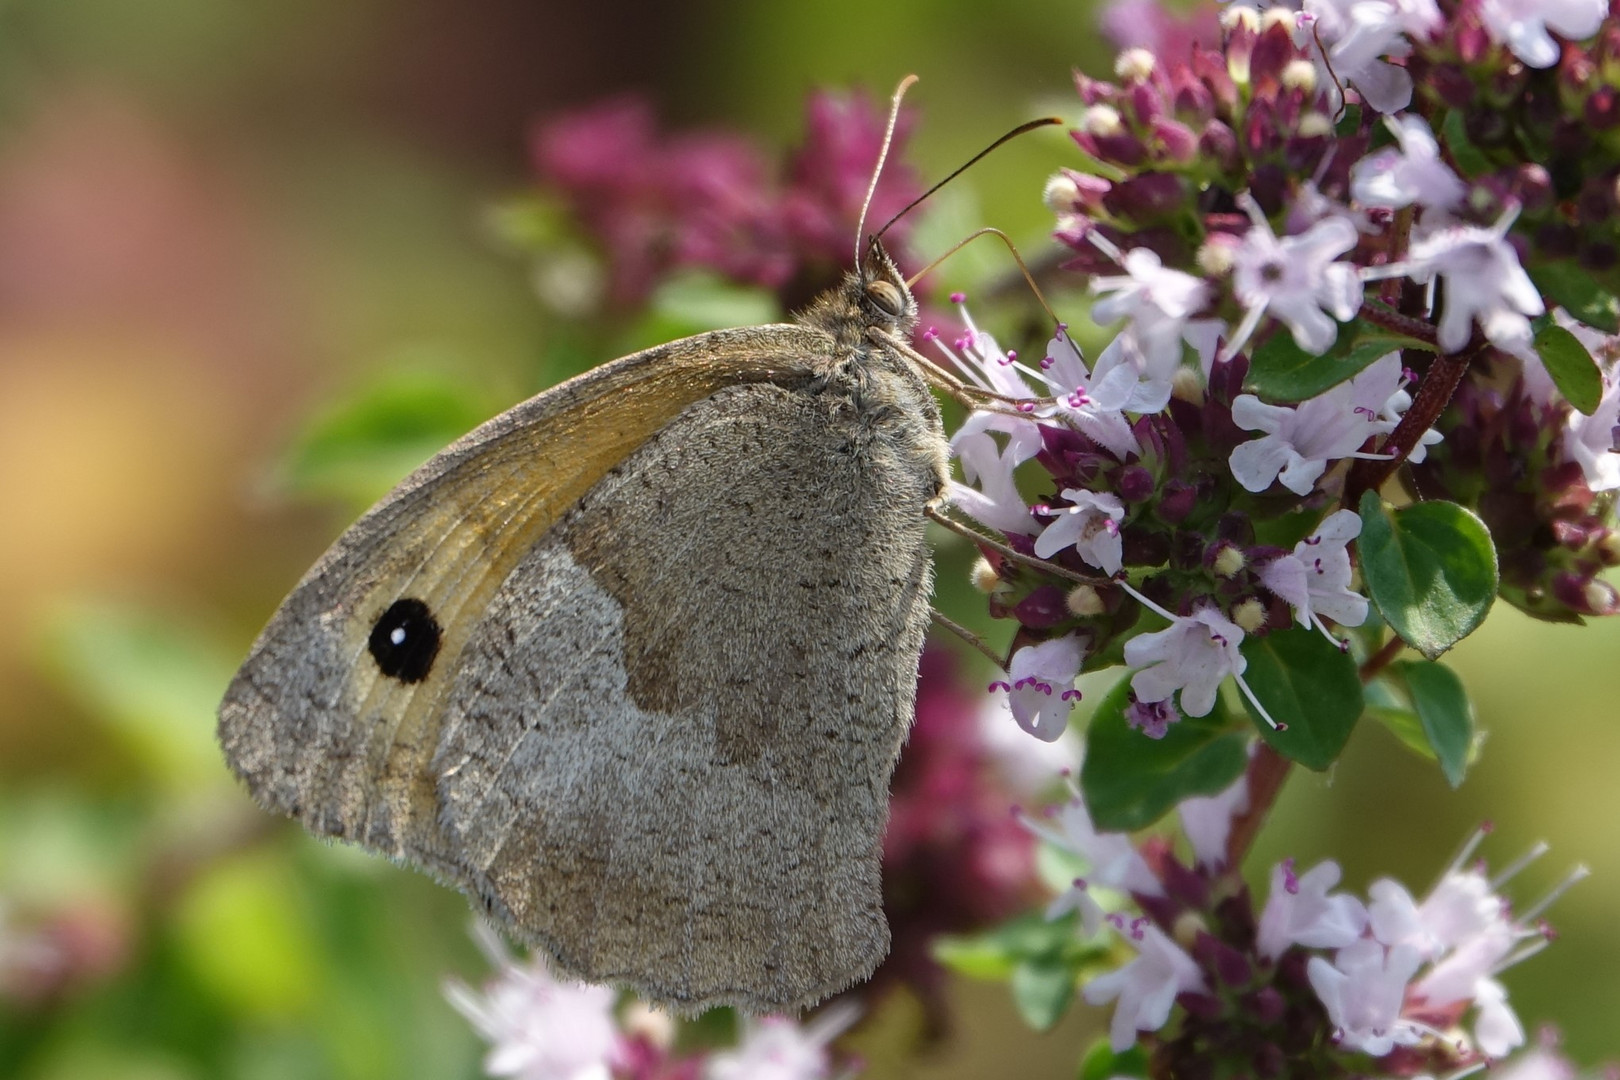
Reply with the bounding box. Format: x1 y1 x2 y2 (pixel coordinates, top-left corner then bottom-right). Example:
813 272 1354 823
214 78 986 1015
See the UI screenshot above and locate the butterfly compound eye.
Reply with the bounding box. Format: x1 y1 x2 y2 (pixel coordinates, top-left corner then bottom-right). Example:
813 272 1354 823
865 279 906 318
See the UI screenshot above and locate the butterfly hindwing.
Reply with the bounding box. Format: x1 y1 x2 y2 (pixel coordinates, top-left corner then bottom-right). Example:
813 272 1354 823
433 378 941 1010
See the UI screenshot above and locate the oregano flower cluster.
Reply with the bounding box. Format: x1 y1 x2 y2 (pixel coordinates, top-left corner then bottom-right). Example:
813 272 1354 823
445 0 1620 1074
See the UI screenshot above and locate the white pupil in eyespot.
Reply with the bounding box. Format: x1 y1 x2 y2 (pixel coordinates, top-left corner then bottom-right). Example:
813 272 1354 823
390 627 407 646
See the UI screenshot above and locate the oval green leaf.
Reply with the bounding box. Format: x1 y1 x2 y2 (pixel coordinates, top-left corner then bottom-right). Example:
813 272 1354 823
1395 659 1474 788
1012 956 1077 1032
1357 492 1498 660
1530 262 1620 333
1534 323 1602 415
1246 318 1432 403
1080 678 1249 832
1239 627 1361 770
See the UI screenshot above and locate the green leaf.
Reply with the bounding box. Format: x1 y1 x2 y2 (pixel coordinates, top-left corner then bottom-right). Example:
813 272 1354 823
1245 318 1433 403
277 368 496 509
933 911 1082 981
34 599 238 790
1440 109 1492 177
1012 956 1076 1032
1362 675 1435 761
1080 678 1249 831
1239 628 1362 770
1395 659 1475 787
1530 262 1620 333
1358 491 1499 660
1534 322 1603 414
1080 1042 1150 1080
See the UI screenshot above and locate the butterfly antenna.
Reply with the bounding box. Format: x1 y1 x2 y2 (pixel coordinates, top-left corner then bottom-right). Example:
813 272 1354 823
873 115 1063 243
906 226 1059 326
855 74 920 271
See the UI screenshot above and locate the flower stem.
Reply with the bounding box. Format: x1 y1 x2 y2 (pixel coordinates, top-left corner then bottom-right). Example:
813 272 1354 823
1344 339 1480 507
1358 633 1405 681
1224 742 1291 868
1224 633 1410 868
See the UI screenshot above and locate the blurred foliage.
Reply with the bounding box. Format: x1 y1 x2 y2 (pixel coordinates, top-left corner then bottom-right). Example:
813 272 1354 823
0 0 1616 1077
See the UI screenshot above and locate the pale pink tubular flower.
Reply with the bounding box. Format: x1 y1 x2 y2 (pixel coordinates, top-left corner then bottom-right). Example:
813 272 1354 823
1306 938 1426 1055
1221 193 1362 362
1122 604 1247 719
1301 0 1442 113
1479 0 1605 67
445 923 623 1080
1258 508 1369 642
1351 114 1466 211
1034 489 1127 575
1082 922 1207 1052
933 300 1044 466
705 1003 861 1080
1177 765 1250 871
992 634 1087 741
1022 780 1162 935
1257 859 1369 960
1228 353 1408 495
948 432 1037 536
1365 206 1544 358
1563 371 1620 492
1089 245 1213 388
1036 331 1143 458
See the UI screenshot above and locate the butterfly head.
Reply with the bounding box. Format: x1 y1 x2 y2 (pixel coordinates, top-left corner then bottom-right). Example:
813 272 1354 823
856 237 918 330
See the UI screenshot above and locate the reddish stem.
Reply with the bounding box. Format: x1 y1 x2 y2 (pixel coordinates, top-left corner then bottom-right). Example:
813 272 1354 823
1344 342 1480 508
1224 742 1292 868
1358 633 1406 682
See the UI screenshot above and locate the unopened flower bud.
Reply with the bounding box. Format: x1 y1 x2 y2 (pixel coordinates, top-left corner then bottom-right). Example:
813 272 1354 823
1043 172 1082 213
1197 235 1238 277
1281 59 1317 93
1082 104 1123 137
1172 910 1207 949
971 556 1001 593
1115 47 1157 82
1599 531 1620 566
1260 7 1297 31
1231 597 1267 632
1212 544 1247 578
1296 111 1334 138
1172 366 1205 405
1220 5 1261 32
622 1003 677 1048
1067 584 1105 616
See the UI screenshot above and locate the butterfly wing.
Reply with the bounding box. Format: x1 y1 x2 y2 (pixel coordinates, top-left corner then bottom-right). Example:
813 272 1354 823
218 325 946 1011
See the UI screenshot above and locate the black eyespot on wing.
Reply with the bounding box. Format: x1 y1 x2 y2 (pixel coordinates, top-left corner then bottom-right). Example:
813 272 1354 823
368 598 442 683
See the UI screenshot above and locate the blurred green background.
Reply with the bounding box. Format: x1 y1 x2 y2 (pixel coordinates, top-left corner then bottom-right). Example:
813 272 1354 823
0 1 1614 1077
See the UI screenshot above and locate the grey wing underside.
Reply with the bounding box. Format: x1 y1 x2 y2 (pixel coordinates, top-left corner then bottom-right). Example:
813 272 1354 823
218 340 939 1012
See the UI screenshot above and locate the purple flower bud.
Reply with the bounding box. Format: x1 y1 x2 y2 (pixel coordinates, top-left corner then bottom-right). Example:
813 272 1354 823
1248 985 1287 1025
1117 464 1157 503
1073 70 1118 107
1075 128 1149 168
1103 171 1191 221
1553 571 1620 615
1588 85 1620 129
1153 118 1201 164
1193 932 1253 987
1014 585 1074 629
1197 120 1241 172
1158 479 1198 524
1171 69 1215 123
1130 81 1165 126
